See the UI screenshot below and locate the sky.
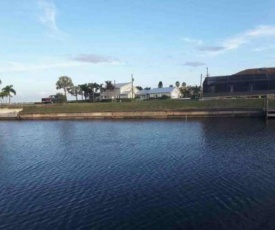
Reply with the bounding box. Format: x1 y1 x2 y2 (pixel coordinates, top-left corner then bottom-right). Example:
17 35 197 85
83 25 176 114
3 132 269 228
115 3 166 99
1 0 275 102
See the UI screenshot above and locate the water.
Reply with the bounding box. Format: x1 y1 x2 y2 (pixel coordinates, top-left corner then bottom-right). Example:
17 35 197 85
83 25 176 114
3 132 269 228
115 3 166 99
1 119 275 230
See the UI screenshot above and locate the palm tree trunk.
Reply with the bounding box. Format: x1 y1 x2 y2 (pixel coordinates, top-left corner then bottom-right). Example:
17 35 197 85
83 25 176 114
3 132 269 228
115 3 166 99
64 88 67 100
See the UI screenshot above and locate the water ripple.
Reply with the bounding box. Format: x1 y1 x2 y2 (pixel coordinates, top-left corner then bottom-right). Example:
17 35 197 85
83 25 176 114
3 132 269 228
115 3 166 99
1 119 275 229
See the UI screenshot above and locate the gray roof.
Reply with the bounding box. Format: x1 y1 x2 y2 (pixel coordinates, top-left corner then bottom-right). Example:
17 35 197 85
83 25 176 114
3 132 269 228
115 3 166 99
137 87 177 95
114 82 131 88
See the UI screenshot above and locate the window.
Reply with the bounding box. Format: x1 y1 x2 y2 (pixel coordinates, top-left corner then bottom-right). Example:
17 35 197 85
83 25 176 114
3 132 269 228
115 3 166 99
229 85 234 92
210 86 215 93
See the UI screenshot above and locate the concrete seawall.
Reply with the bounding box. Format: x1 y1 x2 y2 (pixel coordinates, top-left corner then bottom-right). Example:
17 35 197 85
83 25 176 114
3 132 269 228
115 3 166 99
0 109 22 119
18 110 264 120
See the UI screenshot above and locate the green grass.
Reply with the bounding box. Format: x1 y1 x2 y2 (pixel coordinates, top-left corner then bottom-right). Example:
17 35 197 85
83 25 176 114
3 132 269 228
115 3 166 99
19 99 265 114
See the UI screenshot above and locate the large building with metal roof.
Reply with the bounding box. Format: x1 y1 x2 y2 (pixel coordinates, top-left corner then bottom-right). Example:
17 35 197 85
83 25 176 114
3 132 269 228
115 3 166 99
203 67 275 98
136 87 181 99
101 82 138 99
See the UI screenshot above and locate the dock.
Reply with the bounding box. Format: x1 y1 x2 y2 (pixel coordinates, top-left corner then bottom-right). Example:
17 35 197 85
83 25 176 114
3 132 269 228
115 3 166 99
265 99 275 119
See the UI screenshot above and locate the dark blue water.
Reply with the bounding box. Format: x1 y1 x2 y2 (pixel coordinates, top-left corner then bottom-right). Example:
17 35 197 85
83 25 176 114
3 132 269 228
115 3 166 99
1 119 275 230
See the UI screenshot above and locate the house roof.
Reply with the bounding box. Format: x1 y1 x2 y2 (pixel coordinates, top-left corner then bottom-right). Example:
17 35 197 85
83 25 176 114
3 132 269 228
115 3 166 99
203 67 275 83
137 87 177 95
114 82 131 88
234 67 275 75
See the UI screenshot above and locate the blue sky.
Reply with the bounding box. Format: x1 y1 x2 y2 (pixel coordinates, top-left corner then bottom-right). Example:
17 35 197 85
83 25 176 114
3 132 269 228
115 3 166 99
1 0 275 102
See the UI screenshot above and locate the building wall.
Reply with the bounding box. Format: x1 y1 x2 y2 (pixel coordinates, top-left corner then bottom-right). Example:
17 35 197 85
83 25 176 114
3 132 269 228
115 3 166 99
171 88 181 98
149 93 171 98
100 83 138 99
137 88 181 99
120 84 132 93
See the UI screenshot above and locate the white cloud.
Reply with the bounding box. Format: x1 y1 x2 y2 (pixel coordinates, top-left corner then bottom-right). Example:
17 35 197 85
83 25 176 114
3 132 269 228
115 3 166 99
38 0 65 38
0 61 82 73
72 54 121 64
196 25 275 55
197 46 225 52
252 45 275 52
246 25 275 37
184 61 205 67
221 25 275 51
182 37 203 46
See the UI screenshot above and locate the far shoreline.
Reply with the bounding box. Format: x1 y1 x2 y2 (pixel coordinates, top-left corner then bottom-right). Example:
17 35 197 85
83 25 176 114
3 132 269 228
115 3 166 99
18 109 265 120
0 99 270 120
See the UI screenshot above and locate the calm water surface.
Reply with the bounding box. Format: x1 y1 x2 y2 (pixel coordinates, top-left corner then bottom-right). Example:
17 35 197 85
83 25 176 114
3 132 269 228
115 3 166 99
1 119 275 230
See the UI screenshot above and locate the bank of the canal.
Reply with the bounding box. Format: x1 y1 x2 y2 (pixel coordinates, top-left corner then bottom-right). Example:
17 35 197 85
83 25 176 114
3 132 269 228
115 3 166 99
18 110 264 120
0 99 268 120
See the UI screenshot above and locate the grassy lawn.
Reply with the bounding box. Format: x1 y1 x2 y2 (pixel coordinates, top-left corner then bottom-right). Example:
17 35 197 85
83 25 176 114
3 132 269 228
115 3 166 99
19 99 265 114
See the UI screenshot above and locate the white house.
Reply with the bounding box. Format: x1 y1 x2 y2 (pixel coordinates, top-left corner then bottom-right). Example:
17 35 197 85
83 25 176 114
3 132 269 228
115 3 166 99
101 82 139 99
136 87 181 99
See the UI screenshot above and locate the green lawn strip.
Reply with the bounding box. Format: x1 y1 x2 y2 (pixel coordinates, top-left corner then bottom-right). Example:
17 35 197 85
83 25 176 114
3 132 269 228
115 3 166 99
19 99 265 115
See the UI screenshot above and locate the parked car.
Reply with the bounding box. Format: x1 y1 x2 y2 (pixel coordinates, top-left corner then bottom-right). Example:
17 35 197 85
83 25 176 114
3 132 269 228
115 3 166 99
41 95 61 103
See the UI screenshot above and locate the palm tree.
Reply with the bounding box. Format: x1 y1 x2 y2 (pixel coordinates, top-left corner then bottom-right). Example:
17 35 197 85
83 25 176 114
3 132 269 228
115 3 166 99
56 76 74 100
98 84 105 93
88 83 100 100
105 81 114 90
105 81 115 99
79 84 89 100
0 91 7 99
0 91 6 105
2 85 16 104
175 81 180 88
191 85 201 99
158 81 163 88
69 86 82 101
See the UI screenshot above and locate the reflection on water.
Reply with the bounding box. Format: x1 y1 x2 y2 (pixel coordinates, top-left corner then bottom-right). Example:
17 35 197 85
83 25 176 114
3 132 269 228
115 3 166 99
1 119 275 229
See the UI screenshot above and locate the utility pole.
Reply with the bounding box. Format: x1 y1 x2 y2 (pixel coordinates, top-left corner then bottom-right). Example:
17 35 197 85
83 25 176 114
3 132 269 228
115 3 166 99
114 80 116 100
200 74 203 99
131 74 134 100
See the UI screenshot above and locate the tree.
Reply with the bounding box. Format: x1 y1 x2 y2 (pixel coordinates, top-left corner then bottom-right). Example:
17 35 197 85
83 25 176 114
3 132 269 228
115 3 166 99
181 82 186 88
2 85 16 104
56 76 74 100
0 91 7 105
169 84 173 87
88 83 100 100
136 86 143 90
105 81 115 99
0 91 7 99
0 79 2 99
179 85 201 99
175 81 180 88
79 82 102 100
158 81 163 88
79 84 90 100
55 93 67 103
105 81 114 90
98 84 105 93
144 87 151 90
191 85 201 99
69 86 82 101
